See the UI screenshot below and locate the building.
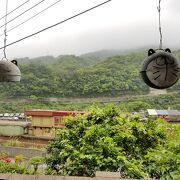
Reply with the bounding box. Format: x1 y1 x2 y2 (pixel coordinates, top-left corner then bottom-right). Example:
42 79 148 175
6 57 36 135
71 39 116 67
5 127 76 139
0 120 30 136
147 109 180 123
25 110 84 139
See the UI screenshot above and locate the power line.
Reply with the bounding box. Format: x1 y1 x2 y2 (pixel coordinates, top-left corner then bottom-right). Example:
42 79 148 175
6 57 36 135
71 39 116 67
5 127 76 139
0 0 45 30
0 0 31 21
0 0 62 37
0 0 112 50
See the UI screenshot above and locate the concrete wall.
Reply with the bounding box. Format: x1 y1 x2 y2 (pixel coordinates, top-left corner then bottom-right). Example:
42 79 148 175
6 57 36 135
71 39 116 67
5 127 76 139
33 127 55 137
0 125 24 136
0 173 121 180
0 146 46 158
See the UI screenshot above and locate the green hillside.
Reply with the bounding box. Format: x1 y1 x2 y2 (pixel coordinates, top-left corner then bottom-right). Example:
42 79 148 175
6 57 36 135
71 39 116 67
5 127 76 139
0 49 179 98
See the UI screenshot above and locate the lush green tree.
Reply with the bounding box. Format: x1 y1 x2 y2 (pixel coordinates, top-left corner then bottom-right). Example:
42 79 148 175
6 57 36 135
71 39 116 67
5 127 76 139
46 105 179 178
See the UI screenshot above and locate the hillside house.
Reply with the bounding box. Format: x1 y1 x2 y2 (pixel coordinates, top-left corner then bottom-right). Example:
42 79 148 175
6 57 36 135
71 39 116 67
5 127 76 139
25 110 84 139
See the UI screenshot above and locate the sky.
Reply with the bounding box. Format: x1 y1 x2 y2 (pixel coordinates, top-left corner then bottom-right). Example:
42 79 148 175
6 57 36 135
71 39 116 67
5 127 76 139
0 0 179 58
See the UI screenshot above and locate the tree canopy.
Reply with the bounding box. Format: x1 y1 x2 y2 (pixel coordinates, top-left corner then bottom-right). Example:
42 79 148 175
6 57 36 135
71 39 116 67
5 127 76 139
46 105 180 179
0 50 179 98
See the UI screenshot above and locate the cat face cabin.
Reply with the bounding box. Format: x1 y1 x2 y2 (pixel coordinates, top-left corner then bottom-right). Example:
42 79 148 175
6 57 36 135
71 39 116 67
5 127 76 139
25 110 84 139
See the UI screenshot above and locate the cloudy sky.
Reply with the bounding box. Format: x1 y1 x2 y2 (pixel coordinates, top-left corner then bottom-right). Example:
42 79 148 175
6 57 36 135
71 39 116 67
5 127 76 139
0 0 179 58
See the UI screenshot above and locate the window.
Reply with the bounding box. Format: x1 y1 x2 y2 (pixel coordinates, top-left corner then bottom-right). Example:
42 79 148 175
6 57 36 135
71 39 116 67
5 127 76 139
54 117 59 126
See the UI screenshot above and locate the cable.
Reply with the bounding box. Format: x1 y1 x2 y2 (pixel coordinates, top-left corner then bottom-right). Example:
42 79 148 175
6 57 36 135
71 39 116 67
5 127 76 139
0 0 112 50
0 0 62 37
0 0 31 22
0 0 45 30
157 0 163 49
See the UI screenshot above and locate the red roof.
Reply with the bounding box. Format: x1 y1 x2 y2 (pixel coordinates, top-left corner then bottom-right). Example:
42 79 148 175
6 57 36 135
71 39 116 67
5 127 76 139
25 109 84 117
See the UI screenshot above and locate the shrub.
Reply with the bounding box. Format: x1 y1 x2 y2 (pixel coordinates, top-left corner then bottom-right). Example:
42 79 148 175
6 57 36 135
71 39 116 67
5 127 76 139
0 161 27 174
5 138 21 147
46 105 178 178
29 156 44 174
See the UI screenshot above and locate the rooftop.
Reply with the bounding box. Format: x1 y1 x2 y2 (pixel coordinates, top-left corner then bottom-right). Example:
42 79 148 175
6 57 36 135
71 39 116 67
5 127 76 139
25 109 85 117
147 109 180 116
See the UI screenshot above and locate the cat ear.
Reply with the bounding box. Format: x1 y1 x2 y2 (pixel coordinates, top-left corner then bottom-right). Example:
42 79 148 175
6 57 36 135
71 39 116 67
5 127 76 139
148 49 155 56
11 60 18 66
165 48 171 53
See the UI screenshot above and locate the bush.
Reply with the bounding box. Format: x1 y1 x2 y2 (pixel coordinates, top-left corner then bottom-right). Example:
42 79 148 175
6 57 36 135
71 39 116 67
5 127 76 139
46 105 179 178
29 156 44 174
0 161 27 174
5 138 21 147
15 155 25 164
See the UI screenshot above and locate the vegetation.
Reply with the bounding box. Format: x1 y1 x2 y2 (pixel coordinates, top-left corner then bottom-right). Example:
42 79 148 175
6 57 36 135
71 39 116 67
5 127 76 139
0 49 178 113
0 153 44 175
0 161 28 174
5 138 21 147
29 156 45 174
0 50 179 99
46 105 180 179
0 92 179 113
15 155 25 165
0 49 179 177
0 152 27 174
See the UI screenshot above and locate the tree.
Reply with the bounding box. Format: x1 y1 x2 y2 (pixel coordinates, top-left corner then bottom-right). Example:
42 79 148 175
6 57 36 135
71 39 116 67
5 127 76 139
29 156 44 174
46 105 178 178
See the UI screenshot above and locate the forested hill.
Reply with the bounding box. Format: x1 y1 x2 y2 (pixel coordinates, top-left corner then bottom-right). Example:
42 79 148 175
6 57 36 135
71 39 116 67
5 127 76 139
0 50 179 98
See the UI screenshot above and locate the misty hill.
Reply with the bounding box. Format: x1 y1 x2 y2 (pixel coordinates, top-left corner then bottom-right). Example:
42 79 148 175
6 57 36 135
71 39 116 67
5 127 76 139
0 49 179 98
17 49 133 66
80 49 126 59
17 54 103 68
80 47 159 59
16 48 161 66
17 56 56 65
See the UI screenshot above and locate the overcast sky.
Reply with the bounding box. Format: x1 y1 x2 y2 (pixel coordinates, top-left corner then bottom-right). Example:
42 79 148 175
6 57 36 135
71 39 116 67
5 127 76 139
0 0 179 58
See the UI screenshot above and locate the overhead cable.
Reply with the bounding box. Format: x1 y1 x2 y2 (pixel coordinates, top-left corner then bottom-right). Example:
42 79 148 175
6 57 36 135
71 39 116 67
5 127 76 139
0 0 62 37
0 0 31 21
0 0 45 30
0 0 112 50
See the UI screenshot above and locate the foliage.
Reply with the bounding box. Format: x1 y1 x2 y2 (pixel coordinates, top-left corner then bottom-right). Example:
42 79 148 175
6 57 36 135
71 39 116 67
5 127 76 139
29 156 44 174
15 155 25 164
46 105 179 178
0 151 9 157
5 138 21 147
144 123 180 179
0 152 11 163
0 161 27 174
0 51 156 98
0 155 45 175
0 92 179 113
0 50 179 112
